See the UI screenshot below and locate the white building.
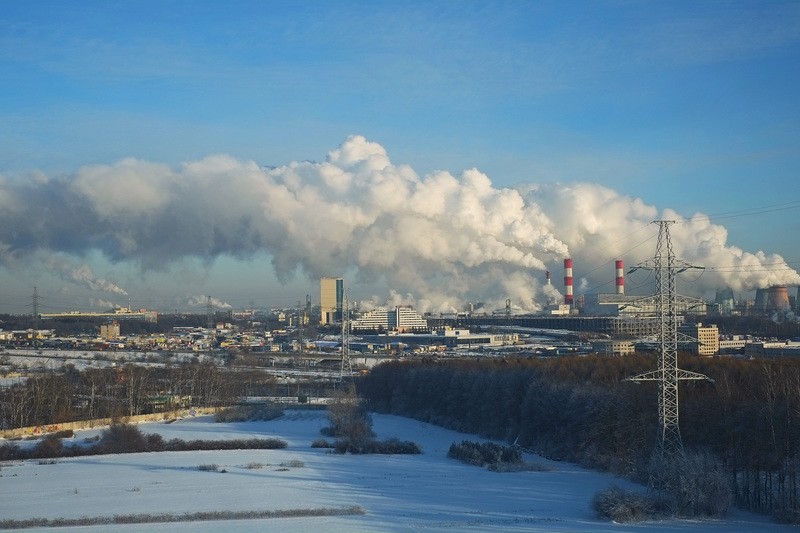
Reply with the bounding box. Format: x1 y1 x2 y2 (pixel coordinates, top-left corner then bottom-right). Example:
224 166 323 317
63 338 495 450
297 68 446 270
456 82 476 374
351 306 428 332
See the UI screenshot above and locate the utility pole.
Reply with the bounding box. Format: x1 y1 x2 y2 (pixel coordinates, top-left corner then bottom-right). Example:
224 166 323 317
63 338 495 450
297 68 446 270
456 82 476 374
626 221 712 487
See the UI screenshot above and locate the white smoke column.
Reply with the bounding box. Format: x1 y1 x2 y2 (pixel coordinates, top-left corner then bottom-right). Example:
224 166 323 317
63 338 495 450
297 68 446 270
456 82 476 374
43 255 128 295
0 135 797 312
187 295 232 309
90 298 119 309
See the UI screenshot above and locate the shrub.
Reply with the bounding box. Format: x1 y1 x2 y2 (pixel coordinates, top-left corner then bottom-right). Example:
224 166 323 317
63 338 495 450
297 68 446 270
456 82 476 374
99 424 147 454
653 450 732 517
311 438 333 448
280 460 305 468
33 435 64 458
447 440 521 468
487 461 552 473
146 433 166 452
0 442 20 461
51 429 74 439
592 485 657 523
335 438 422 455
197 464 219 472
215 403 284 422
319 426 337 438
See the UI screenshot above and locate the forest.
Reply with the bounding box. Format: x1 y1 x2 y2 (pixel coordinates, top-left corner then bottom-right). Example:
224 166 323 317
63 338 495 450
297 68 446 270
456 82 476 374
358 354 800 521
0 362 329 429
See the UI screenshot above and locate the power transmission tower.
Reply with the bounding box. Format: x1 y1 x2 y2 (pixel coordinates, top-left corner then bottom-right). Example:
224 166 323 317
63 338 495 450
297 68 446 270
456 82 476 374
504 298 511 346
206 295 214 330
31 286 40 343
31 286 40 322
626 221 712 487
340 290 352 381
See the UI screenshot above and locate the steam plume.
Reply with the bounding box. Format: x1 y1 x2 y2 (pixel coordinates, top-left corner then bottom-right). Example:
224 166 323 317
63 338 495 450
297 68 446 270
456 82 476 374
0 135 797 312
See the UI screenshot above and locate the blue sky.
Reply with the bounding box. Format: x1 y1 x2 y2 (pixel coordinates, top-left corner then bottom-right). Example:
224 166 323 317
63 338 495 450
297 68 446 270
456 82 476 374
1 1 799 314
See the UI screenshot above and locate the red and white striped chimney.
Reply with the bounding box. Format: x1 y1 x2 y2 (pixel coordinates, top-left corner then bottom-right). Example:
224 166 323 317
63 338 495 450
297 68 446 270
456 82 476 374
615 259 624 295
564 258 573 306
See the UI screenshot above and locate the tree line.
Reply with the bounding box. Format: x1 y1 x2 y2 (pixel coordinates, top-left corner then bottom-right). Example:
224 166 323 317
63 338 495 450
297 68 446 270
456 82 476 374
0 362 286 428
358 354 800 521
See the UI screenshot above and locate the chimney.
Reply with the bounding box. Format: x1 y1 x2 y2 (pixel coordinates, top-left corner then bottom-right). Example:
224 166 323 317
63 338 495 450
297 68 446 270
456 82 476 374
615 260 624 295
564 258 573 306
546 270 551 285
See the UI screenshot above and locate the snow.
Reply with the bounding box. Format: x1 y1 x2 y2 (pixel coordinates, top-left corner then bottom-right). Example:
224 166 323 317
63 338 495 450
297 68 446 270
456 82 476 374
0 410 793 532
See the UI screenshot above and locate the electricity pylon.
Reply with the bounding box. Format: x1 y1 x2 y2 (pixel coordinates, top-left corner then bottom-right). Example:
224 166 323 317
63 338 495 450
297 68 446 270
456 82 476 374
626 221 712 482
340 290 352 381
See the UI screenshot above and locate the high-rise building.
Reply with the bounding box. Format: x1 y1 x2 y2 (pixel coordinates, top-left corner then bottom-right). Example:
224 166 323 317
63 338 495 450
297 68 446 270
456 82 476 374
320 277 343 325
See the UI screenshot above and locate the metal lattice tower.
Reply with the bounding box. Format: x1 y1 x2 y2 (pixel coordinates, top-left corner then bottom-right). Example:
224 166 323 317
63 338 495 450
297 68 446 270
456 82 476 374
504 298 512 346
340 290 352 381
31 286 40 322
206 295 214 330
31 286 41 340
627 221 712 476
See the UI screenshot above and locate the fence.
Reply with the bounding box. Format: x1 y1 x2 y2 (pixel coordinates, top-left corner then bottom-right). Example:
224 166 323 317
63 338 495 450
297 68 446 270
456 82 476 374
0 407 220 440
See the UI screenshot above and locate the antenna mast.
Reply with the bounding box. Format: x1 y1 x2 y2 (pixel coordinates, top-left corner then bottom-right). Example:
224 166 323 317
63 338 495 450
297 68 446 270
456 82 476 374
626 221 712 486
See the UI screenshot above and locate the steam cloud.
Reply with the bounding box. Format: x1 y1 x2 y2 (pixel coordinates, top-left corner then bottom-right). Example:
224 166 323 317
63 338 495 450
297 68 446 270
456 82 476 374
187 295 232 310
1 135 797 313
43 255 128 296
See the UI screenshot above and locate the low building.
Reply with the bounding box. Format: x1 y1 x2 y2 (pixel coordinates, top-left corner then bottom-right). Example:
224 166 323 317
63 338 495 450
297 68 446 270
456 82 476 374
591 339 635 356
745 341 800 358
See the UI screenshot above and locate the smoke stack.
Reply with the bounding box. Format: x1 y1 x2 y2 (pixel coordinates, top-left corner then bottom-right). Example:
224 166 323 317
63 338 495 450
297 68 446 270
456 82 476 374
564 258 573 306
615 260 624 295
546 270 551 285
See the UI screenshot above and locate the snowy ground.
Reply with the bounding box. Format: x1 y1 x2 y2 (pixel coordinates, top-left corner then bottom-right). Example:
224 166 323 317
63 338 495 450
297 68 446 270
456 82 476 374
0 410 794 533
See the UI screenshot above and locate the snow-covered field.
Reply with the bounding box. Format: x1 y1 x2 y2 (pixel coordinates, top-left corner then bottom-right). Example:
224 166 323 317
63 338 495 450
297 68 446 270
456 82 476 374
0 410 793 532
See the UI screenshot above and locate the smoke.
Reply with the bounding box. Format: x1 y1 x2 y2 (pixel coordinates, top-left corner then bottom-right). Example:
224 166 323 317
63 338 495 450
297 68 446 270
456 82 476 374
0 135 797 312
43 255 128 295
89 298 119 310
187 295 232 310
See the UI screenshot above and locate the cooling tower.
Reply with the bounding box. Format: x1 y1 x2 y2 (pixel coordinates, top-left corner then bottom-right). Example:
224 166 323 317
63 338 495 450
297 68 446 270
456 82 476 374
715 287 734 304
755 285 791 312
755 288 768 310
766 285 791 312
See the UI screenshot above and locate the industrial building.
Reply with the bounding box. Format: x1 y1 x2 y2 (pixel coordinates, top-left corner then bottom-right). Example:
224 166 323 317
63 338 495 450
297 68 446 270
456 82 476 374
356 327 519 351
39 307 158 323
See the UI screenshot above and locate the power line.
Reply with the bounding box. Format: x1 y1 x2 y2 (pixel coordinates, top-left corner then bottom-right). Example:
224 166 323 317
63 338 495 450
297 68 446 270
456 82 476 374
674 200 800 224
